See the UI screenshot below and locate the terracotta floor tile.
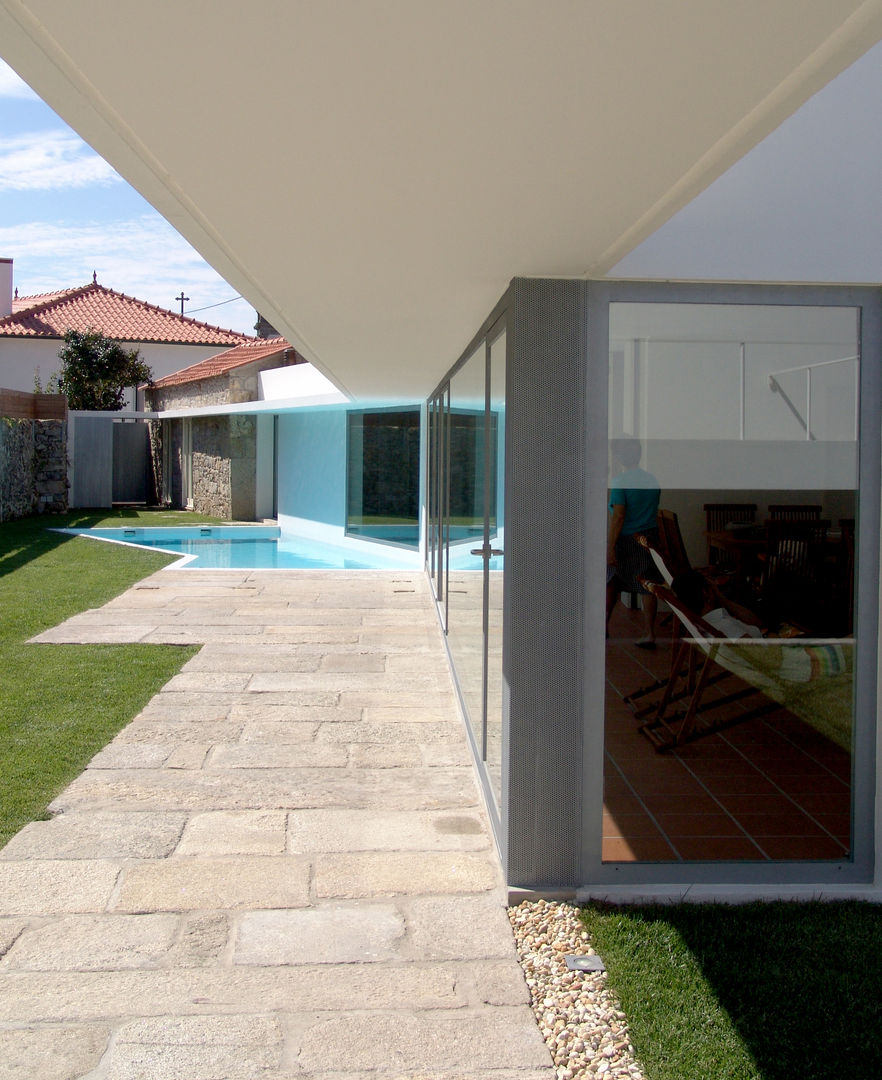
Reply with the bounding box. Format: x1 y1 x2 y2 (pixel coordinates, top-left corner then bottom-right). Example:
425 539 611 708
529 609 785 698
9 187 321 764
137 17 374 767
603 618 853 864
771 772 850 796
602 811 662 839
601 835 678 863
671 835 768 861
602 792 646 816
641 793 722 816
739 750 829 771
759 836 849 860
688 762 758 780
684 771 780 796
605 734 659 759
616 770 707 796
673 741 744 762
807 813 851 838
715 793 804 815
729 812 827 838
790 791 851 815
653 813 743 838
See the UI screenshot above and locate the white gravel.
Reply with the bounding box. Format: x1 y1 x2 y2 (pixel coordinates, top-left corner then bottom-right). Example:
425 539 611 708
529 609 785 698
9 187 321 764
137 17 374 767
508 900 645 1080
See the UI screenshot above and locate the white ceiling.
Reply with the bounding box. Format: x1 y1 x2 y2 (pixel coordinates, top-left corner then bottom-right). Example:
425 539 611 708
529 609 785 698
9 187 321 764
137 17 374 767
1 1 881 402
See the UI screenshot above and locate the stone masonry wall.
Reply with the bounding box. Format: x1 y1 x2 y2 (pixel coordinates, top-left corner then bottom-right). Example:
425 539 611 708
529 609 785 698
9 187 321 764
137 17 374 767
146 356 296 413
229 415 257 520
192 416 233 519
149 378 234 412
147 364 268 520
34 420 67 513
0 418 67 522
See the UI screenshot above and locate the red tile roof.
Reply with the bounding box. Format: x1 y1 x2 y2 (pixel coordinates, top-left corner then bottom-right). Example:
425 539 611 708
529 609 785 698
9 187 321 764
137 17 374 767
149 337 295 389
1 282 252 346
11 288 78 311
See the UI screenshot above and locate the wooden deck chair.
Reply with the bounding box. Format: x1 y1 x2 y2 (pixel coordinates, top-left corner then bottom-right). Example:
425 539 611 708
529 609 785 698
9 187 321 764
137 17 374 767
619 539 676 714
635 582 780 751
622 539 730 719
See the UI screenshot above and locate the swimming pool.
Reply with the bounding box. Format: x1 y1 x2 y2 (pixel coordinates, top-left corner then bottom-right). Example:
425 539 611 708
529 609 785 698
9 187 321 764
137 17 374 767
57 525 420 570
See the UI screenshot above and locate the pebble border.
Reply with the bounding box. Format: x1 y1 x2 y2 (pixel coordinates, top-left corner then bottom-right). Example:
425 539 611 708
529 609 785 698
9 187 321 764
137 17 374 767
508 900 645 1080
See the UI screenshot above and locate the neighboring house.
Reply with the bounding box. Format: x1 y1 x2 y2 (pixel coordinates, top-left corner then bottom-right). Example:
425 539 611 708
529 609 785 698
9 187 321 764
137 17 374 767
145 336 301 520
0 259 253 406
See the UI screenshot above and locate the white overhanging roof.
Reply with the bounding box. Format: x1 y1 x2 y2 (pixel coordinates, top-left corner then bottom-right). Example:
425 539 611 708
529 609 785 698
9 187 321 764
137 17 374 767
2 1 881 402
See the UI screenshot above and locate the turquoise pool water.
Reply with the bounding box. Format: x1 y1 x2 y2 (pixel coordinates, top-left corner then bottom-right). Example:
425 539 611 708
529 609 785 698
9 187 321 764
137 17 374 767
58 526 418 570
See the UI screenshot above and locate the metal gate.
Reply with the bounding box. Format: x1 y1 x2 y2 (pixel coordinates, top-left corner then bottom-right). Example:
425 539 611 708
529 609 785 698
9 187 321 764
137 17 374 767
112 420 151 502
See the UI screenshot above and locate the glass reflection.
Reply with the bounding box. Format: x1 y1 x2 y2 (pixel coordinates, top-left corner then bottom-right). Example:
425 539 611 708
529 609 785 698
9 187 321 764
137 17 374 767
486 331 506 807
446 348 488 752
604 303 857 863
346 408 420 547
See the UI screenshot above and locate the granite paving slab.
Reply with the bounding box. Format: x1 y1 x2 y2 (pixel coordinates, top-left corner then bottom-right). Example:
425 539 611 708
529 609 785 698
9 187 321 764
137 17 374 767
6 569 552 1078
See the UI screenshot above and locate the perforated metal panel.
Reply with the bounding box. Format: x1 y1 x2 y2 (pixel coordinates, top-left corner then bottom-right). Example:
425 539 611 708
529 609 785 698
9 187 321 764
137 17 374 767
504 278 589 887
70 415 113 508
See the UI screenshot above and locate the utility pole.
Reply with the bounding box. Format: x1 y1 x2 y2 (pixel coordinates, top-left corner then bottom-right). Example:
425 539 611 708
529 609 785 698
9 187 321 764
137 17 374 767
176 292 190 315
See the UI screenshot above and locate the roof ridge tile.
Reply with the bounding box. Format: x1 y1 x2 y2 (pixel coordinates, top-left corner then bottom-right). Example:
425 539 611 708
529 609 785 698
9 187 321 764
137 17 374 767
0 281 255 345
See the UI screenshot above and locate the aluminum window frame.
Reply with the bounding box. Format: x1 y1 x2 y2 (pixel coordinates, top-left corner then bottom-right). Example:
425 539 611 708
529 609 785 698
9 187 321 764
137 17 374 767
582 279 881 887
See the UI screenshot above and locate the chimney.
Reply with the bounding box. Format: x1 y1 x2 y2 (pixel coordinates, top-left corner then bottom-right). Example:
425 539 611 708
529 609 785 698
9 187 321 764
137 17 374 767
0 258 12 318
254 312 281 339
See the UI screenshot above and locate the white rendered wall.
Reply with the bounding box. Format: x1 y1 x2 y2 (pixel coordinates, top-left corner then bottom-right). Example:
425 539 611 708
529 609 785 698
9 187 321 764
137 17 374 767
274 405 422 565
255 413 275 520
0 338 234 396
276 408 347 542
259 362 347 404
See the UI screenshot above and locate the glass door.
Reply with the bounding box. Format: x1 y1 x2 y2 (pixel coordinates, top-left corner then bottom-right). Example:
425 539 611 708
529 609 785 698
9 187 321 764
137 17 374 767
603 299 862 865
427 319 506 814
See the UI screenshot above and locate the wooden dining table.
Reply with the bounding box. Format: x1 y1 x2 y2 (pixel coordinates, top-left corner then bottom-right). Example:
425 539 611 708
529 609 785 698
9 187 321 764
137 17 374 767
706 527 767 573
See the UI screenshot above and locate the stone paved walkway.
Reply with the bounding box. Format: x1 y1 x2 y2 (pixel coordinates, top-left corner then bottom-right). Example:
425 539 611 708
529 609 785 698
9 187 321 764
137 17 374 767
1 569 552 1079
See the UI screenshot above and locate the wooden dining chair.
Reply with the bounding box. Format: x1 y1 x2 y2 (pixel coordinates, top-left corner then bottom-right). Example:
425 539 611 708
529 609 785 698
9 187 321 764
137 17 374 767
834 519 856 635
760 518 830 630
656 508 692 579
703 503 757 565
767 504 822 522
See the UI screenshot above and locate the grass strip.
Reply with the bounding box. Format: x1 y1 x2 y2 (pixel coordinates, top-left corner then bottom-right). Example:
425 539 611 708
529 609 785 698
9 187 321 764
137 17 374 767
582 900 882 1080
0 508 222 847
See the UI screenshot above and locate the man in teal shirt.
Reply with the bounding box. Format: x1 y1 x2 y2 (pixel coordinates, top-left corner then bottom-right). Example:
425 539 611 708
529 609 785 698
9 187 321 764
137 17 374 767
607 438 661 647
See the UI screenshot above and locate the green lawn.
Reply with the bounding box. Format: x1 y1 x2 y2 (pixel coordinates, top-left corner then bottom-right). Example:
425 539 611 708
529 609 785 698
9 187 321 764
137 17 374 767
0 508 222 847
582 900 882 1080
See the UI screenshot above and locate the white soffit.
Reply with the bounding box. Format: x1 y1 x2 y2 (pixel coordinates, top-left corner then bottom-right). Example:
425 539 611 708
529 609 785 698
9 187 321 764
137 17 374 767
1 1 881 401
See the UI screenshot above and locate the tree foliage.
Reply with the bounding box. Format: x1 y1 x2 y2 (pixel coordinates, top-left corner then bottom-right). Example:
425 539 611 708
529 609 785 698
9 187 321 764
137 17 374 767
51 328 153 410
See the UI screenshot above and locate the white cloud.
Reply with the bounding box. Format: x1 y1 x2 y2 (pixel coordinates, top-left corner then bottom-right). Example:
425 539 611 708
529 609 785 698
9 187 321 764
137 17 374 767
0 130 121 191
0 60 39 100
0 216 256 334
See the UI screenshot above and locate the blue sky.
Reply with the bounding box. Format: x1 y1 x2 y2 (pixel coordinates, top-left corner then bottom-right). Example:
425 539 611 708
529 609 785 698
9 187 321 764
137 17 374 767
0 59 257 335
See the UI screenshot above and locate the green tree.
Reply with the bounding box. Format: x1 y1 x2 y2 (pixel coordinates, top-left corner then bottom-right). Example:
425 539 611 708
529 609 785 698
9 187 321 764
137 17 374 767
51 328 153 410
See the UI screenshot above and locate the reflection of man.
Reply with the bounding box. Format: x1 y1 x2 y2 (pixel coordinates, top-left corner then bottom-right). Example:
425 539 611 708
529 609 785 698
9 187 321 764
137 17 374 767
606 438 661 647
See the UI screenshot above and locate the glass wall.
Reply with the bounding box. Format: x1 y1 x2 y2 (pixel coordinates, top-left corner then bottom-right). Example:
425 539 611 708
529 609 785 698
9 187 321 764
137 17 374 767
604 302 860 863
346 407 420 547
446 346 491 754
427 320 506 818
